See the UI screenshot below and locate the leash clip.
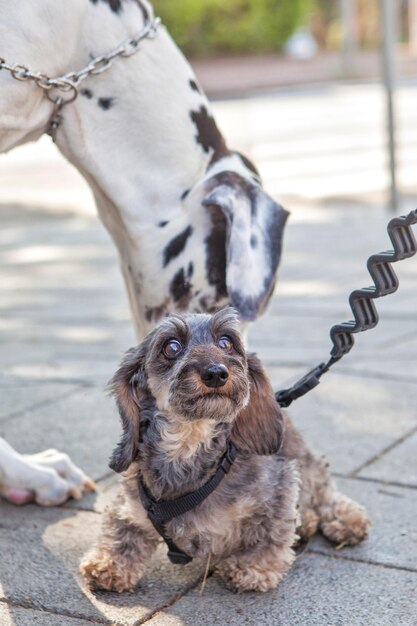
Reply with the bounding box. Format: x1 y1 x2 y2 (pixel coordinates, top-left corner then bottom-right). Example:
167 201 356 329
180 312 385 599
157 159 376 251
276 362 330 408
47 97 65 142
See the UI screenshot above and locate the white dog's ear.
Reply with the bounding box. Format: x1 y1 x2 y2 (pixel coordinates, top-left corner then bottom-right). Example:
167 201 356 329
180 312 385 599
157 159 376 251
203 174 289 321
108 342 149 473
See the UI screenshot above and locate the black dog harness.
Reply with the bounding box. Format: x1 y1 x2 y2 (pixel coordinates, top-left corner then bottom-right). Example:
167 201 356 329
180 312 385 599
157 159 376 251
137 441 237 564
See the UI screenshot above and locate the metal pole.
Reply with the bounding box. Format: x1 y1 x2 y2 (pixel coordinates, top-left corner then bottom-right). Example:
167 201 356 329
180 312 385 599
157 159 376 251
341 0 357 76
409 0 417 53
380 0 399 213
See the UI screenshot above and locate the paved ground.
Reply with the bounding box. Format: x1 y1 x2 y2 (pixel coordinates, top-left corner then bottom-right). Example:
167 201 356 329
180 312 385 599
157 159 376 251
1 82 417 625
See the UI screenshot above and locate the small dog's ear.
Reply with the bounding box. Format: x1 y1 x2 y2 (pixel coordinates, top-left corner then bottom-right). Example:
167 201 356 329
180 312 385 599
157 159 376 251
108 343 149 473
230 354 284 455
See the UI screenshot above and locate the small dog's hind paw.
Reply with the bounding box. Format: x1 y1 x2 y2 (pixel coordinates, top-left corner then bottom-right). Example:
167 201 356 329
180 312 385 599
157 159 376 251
320 495 371 546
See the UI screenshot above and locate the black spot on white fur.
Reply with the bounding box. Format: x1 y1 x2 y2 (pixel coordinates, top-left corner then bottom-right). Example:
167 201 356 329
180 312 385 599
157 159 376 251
190 106 228 165
163 226 193 267
204 205 227 300
81 88 94 99
145 302 168 323
159 221 169 228
170 268 192 308
189 79 201 93
98 97 115 110
90 0 123 14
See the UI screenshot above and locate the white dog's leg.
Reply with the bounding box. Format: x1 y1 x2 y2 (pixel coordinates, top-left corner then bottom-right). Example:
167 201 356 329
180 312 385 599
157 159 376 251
0 438 95 506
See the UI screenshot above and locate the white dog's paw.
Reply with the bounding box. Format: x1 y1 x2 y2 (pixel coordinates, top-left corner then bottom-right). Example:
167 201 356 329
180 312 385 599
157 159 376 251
24 448 96 496
0 440 95 506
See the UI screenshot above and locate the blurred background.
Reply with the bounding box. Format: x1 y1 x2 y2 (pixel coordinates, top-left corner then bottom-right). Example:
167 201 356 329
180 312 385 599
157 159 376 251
1 0 417 386
2 0 417 216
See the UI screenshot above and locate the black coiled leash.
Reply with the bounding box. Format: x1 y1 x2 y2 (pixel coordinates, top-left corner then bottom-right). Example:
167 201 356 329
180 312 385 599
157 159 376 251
276 208 417 408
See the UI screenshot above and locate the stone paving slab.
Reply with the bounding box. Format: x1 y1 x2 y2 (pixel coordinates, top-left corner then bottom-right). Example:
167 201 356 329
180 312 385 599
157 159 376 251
0 383 80 423
249 315 417 374
0 602 97 626
0 503 205 626
0 324 133 369
64 474 119 514
358 429 417 488
309 477 417 571
341 341 417 381
0 292 130 332
280 372 417 476
144 553 417 626
0 388 121 482
0 318 132 351
2 354 120 387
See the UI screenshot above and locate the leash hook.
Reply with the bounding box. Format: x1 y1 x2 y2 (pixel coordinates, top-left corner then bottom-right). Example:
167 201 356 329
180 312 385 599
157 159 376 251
47 96 65 142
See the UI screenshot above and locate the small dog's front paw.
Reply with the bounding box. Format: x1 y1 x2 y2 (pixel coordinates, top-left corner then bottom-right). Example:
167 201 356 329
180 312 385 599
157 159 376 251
80 549 143 593
321 496 371 546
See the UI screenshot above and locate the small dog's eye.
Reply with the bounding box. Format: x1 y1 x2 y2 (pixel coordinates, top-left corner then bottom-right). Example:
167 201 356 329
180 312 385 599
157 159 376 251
218 336 233 352
162 339 183 359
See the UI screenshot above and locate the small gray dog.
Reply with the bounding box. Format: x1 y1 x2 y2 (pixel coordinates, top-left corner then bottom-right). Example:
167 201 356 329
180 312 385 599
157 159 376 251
81 308 370 593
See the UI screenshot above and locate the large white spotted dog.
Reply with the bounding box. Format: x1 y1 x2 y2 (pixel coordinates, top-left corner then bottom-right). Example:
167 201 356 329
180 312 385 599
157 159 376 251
0 0 288 505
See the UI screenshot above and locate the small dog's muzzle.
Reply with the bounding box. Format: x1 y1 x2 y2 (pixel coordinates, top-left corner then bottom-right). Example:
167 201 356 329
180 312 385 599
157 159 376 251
201 363 229 388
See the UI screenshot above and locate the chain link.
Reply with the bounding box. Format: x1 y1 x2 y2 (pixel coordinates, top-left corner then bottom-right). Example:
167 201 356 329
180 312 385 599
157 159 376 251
0 9 160 138
0 16 160 97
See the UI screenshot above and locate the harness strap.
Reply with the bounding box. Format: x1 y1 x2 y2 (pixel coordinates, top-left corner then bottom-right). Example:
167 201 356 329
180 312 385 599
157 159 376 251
276 209 417 408
138 441 237 564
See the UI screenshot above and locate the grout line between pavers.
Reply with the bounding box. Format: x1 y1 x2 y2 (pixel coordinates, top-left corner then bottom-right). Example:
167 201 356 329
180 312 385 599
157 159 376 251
332 472 417 491
94 470 117 483
0 385 87 425
0 313 130 326
264 362 417 387
348 423 417 478
0 377 96 388
309 548 417 574
330 367 417 385
0 598 115 625
263 310 417 322
61 505 103 516
133 573 208 626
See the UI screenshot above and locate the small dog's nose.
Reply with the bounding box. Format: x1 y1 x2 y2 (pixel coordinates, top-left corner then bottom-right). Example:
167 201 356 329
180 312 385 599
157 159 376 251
201 364 229 388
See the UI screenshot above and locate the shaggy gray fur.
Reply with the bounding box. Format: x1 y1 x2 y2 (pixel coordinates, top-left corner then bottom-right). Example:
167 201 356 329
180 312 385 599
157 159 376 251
81 309 371 594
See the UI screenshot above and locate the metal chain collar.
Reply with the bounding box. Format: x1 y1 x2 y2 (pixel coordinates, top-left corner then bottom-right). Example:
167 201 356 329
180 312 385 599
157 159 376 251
0 6 161 140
